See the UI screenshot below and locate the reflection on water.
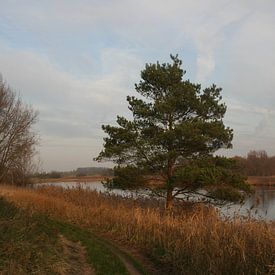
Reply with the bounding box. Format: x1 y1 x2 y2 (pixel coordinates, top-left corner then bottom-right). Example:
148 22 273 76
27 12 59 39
38 181 275 221
220 186 275 221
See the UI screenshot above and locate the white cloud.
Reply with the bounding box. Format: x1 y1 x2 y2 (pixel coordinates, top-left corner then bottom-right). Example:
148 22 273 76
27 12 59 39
0 43 143 170
1 0 275 169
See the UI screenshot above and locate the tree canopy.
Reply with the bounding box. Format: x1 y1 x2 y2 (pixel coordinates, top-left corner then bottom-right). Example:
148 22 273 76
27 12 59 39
96 55 250 208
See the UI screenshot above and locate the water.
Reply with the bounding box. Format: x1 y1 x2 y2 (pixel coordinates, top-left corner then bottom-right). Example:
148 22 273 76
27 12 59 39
38 181 275 221
220 185 275 221
37 181 149 198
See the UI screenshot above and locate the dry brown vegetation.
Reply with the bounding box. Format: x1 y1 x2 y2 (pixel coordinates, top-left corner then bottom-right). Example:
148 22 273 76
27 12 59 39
0 185 274 274
248 176 275 186
236 150 275 177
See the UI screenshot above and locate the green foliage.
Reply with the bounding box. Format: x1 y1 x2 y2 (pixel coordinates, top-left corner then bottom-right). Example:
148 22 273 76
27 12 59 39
175 157 250 202
96 55 233 170
104 165 146 189
208 186 244 203
96 55 244 205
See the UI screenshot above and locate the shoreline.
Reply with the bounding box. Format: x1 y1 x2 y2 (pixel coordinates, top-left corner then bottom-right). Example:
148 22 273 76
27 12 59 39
34 175 275 187
33 175 111 184
247 176 275 186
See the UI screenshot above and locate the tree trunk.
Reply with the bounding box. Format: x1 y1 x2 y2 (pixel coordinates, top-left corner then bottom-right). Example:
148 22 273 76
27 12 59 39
165 157 174 210
165 188 173 210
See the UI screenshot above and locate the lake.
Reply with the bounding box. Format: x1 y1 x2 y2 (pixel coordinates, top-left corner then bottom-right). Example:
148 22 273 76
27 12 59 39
38 181 275 221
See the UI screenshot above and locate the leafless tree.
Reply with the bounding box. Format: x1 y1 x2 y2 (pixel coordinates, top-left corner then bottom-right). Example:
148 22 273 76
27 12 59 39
0 76 38 184
235 150 275 176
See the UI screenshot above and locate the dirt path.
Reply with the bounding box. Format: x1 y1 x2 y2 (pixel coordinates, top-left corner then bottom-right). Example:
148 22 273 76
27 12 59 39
60 234 146 275
94 233 164 275
0 185 159 274
60 235 95 275
100 242 142 275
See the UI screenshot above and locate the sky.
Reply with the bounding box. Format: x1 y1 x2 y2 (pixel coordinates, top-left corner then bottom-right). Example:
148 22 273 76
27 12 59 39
0 0 275 171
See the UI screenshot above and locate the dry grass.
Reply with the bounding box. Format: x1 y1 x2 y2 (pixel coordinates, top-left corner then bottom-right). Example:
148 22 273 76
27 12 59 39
0 185 274 274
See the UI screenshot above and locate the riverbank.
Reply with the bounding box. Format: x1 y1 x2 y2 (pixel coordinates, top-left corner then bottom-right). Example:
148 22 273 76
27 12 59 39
0 197 97 274
248 176 275 186
33 175 110 184
0 195 149 275
34 175 275 187
1 184 274 274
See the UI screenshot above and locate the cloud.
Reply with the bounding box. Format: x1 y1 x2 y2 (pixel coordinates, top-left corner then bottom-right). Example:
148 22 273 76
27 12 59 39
1 0 275 169
0 43 143 170
1 0 264 80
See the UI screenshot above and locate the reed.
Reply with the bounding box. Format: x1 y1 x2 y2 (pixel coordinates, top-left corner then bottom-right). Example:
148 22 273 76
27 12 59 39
0 185 274 274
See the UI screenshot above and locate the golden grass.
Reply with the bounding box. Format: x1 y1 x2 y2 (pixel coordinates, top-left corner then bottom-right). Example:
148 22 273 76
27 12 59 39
0 185 274 274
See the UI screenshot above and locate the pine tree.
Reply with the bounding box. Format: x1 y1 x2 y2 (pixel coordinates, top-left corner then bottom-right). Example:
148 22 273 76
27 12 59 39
96 55 249 209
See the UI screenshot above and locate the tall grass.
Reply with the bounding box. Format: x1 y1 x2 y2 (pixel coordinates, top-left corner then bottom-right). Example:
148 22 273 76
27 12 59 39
1 185 274 274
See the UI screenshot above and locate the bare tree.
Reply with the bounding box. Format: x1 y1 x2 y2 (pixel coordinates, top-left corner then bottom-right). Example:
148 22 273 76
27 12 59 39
0 76 38 184
235 150 275 176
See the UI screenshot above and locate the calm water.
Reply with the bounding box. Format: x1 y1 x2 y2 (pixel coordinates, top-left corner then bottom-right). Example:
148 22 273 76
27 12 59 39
38 181 275 221
219 186 275 221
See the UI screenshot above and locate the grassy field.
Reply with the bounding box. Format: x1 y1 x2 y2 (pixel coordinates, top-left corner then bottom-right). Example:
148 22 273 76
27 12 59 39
0 197 67 274
0 185 274 274
0 195 147 275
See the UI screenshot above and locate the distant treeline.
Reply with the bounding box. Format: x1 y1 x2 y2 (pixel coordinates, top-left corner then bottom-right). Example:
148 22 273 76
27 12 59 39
235 150 275 176
35 167 113 179
75 167 113 177
35 151 275 179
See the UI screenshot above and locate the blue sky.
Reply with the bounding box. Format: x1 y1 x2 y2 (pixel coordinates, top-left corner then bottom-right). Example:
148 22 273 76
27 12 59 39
0 0 275 171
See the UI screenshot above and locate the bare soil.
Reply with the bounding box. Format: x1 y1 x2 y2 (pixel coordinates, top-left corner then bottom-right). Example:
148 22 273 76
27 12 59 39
60 235 95 275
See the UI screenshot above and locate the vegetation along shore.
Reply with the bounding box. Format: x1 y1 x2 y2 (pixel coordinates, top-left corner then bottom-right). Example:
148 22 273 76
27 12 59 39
0 185 274 274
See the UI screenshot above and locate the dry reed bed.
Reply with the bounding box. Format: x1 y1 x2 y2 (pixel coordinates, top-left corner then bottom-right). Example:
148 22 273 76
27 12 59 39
0 185 274 274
